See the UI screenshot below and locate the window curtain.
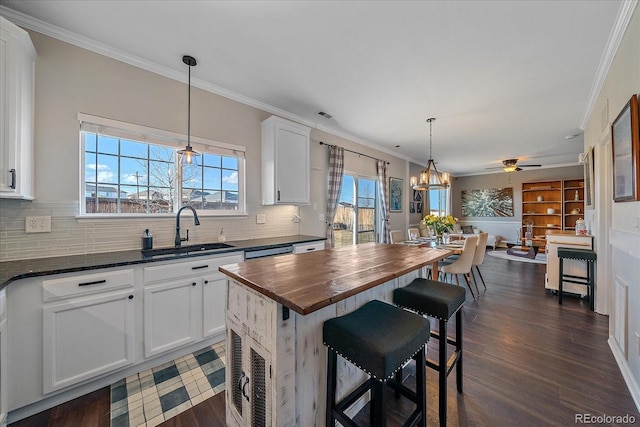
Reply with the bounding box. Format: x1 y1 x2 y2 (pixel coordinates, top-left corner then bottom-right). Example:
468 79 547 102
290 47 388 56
325 146 344 248
377 160 390 243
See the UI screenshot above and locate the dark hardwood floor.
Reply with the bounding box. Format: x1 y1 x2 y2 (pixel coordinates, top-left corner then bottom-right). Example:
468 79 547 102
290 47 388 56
10 251 639 426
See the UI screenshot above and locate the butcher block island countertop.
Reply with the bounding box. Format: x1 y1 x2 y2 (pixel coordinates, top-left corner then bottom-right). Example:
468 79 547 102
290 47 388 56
219 242 452 315
218 242 452 426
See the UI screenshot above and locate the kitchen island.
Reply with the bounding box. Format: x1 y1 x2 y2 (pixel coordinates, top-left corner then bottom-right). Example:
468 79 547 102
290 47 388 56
219 242 452 426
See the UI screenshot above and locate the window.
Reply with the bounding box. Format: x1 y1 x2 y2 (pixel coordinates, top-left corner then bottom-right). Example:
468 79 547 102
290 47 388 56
428 187 450 217
80 114 245 216
332 174 377 247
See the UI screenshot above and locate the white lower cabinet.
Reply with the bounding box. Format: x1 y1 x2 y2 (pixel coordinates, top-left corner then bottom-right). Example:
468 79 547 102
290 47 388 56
226 314 272 427
42 289 136 393
143 253 243 357
143 279 200 358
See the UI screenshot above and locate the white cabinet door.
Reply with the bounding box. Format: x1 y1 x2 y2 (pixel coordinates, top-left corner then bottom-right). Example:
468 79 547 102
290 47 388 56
0 17 36 199
144 279 200 358
42 290 135 393
292 241 325 254
203 274 227 339
261 116 310 205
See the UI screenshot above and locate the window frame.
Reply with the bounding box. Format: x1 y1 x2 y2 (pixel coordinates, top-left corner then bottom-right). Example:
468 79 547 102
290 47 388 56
78 113 247 218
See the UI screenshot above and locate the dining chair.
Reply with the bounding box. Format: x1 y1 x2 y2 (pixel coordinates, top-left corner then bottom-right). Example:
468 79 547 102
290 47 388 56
390 230 405 244
407 227 420 240
438 235 479 299
471 232 489 289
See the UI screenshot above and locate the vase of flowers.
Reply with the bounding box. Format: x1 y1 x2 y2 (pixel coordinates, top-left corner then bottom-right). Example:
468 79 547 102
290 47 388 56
422 214 458 242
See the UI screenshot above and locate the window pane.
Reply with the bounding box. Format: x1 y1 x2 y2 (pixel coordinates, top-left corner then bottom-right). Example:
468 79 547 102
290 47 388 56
203 167 222 189
84 133 97 152
96 154 118 184
222 156 237 169
357 178 376 244
333 175 355 248
97 135 118 155
120 158 147 187
148 160 173 187
204 153 221 167
120 139 148 159
183 164 203 189
149 145 175 162
222 169 238 191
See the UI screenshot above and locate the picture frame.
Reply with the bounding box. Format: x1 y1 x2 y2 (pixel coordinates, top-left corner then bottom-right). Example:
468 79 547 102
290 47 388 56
410 202 416 213
389 177 403 212
413 189 422 202
611 94 639 202
584 146 595 208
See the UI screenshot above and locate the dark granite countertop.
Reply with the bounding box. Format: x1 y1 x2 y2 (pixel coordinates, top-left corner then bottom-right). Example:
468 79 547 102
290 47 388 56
0 234 325 289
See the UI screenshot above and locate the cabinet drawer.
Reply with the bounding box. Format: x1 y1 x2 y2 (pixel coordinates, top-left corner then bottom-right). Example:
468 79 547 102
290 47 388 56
144 253 243 284
42 269 134 302
293 241 324 254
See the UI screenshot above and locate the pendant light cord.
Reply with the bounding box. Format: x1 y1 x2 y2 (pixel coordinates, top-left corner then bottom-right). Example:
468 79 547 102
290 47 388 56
187 62 191 149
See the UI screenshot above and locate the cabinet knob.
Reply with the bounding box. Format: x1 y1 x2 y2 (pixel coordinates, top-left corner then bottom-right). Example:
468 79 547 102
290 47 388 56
128 295 134 300
204 280 209 284
192 282 197 286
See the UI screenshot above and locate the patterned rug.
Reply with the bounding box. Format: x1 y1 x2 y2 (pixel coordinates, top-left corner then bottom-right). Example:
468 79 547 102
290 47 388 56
110 342 225 427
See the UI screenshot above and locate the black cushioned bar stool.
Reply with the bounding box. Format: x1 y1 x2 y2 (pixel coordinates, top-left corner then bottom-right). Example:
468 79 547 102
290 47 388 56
393 278 466 427
558 247 597 311
323 299 430 427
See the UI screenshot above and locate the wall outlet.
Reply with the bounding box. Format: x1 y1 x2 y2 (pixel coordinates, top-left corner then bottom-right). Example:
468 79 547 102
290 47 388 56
319 213 325 222
256 213 266 224
25 216 51 233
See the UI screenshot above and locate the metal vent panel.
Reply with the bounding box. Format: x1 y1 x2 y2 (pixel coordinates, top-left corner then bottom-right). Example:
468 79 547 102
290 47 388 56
251 348 266 427
231 330 243 415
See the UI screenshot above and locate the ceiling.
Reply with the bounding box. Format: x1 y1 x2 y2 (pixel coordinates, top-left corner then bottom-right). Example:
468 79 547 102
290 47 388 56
1 0 625 175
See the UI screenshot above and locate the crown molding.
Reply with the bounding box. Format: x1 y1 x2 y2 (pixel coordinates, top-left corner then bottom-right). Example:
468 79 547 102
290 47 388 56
0 5 411 164
579 0 638 130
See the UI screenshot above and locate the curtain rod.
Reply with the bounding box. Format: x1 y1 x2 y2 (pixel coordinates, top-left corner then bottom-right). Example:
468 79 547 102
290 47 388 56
319 141 390 164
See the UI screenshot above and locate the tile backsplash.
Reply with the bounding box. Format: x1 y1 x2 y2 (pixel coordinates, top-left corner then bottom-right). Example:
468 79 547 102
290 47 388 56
0 199 302 261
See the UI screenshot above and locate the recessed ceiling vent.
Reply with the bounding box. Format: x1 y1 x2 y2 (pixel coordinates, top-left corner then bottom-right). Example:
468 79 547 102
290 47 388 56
318 111 333 119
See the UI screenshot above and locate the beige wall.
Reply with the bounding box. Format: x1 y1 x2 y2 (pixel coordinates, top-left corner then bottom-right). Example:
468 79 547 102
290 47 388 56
0 30 409 260
583 3 640 403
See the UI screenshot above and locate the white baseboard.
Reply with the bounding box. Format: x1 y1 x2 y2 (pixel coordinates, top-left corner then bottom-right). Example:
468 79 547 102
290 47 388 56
609 337 640 411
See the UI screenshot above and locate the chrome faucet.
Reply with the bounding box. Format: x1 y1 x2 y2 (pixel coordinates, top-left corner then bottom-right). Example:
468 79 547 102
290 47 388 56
175 205 200 246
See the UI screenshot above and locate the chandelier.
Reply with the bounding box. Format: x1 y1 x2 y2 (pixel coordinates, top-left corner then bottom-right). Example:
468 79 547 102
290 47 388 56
411 118 450 190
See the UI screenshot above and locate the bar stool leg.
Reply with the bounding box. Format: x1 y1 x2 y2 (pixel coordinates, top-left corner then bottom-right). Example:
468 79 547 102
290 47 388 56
456 309 463 393
558 257 564 305
587 261 596 311
326 349 337 426
370 381 385 426
416 347 427 427
438 318 447 427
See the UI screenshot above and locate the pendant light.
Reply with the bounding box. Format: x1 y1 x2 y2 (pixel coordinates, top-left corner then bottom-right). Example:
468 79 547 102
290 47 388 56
178 55 200 164
411 118 450 190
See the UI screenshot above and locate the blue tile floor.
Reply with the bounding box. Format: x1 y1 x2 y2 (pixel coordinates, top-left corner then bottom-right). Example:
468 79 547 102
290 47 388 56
110 342 225 427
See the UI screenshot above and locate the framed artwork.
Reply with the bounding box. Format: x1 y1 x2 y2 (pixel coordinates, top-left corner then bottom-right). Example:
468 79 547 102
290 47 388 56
611 94 639 202
584 146 595 208
461 187 514 217
389 177 403 212
413 189 422 202
410 202 416 213
416 202 422 214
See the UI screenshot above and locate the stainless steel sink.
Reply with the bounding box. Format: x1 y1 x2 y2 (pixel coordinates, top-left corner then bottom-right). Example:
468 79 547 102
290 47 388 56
141 242 234 257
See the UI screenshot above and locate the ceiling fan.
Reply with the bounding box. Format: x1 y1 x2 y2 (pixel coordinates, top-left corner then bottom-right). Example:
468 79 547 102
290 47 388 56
486 158 542 173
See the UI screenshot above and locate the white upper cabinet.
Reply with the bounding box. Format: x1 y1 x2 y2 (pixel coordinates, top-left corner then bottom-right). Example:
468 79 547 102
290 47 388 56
261 116 310 205
0 17 36 200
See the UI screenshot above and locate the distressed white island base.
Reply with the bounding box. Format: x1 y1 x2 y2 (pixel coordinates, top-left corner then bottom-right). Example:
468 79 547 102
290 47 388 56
219 242 452 426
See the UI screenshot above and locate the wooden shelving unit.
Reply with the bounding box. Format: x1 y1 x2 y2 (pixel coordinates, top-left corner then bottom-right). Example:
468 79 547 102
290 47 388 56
521 179 584 240
563 179 585 231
